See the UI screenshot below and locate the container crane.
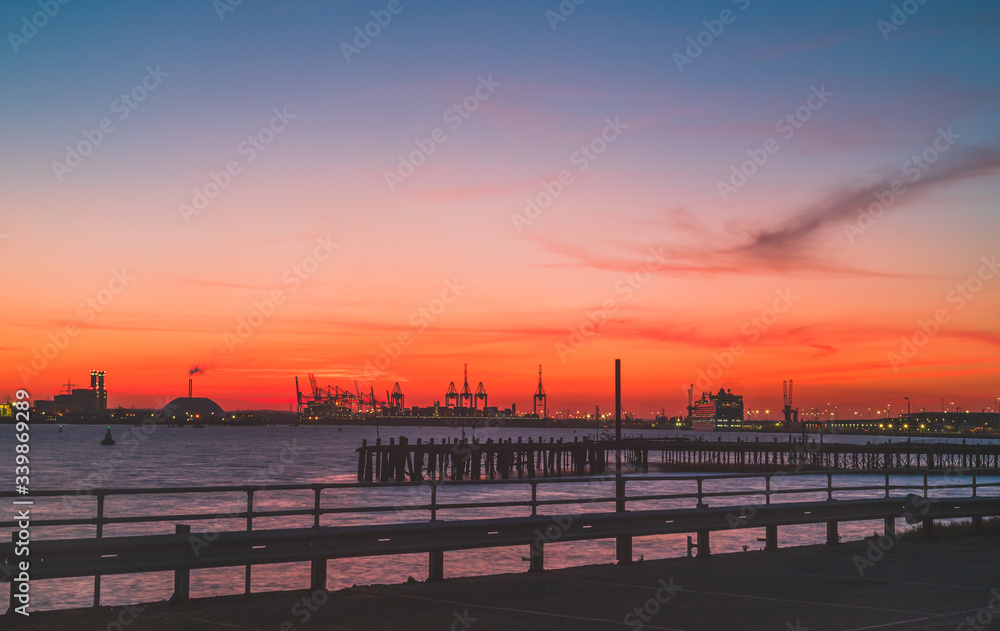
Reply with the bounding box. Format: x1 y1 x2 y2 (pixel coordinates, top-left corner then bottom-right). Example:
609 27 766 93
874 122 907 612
459 364 473 409
474 382 487 410
533 364 547 418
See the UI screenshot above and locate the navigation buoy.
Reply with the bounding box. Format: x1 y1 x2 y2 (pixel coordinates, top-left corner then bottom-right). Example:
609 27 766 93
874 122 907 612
101 426 116 446
59 424 63 433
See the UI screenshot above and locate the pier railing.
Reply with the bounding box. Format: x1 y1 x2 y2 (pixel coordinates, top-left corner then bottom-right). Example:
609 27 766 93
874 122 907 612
4 470 1000 612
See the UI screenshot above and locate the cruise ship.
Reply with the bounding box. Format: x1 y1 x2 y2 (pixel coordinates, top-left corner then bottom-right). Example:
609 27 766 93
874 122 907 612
690 388 744 431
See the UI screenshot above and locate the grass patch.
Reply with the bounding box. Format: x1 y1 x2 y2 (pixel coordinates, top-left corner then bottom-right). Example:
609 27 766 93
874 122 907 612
899 516 1000 540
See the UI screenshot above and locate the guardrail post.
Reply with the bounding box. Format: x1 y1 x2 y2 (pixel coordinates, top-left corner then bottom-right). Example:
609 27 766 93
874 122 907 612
826 521 839 545
827 473 833 501
696 478 704 508
922 518 933 539
973 516 983 535
172 524 191 602
973 473 978 497
313 485 322 527
311 558 326 591
765 524 777 550
884 517 895 538
530 481 538 517
616 477 631 564
311 484 326 592
430 483 438 522
94 491 104 607
884 473 890 498
429 550 444 581
696 530 710 557
245 488 254 594
765 475 771 505
529 541 544 572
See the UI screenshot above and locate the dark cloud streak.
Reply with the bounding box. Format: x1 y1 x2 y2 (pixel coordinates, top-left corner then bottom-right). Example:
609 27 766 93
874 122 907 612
540 144 1000 278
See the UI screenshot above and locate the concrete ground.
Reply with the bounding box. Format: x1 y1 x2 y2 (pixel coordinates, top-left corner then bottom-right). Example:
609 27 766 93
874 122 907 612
10 535 1000 630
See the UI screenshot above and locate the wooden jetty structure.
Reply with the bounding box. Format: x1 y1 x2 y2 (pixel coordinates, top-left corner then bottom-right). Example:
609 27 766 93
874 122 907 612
356 436 1000 482
356 436 648 482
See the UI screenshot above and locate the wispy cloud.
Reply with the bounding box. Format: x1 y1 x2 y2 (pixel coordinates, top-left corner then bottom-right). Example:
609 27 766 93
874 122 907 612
737 145 1000 259
540 144 1000 278
755 29 854 61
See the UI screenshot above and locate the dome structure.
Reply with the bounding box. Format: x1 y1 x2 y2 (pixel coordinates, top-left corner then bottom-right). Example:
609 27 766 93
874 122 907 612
161 397 225 422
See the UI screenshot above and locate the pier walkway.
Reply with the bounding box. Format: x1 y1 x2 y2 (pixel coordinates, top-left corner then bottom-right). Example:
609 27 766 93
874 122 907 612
15 534 1000 630
357 435 1000 481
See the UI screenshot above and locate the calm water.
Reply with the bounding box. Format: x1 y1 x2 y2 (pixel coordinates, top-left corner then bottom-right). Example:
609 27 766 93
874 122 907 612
4 424 998 611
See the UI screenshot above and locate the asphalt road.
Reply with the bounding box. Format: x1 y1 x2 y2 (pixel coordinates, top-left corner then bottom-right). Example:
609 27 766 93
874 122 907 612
11 535 1000 630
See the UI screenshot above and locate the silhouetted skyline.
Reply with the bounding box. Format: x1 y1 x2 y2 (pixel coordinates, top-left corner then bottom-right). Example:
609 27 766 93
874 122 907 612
3 1 999 413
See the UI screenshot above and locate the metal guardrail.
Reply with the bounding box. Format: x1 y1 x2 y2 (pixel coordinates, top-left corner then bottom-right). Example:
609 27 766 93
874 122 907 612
3 469 998 532
3 470 1000 612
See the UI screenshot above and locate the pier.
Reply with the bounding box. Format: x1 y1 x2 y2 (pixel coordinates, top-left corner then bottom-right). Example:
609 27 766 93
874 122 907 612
356 435 1000 482
355 436 649 482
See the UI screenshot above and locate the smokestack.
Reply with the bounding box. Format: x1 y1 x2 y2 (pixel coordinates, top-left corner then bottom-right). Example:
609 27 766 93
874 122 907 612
188 378 193 398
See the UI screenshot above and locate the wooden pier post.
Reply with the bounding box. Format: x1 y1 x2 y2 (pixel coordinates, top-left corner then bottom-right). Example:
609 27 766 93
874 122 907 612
412 438 424 481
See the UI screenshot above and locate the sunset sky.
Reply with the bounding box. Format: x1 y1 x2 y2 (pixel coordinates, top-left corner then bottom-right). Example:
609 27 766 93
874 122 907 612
3 0 999 416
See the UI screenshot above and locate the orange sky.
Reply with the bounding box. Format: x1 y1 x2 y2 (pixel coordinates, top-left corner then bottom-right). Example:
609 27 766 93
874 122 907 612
3 1 999 416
